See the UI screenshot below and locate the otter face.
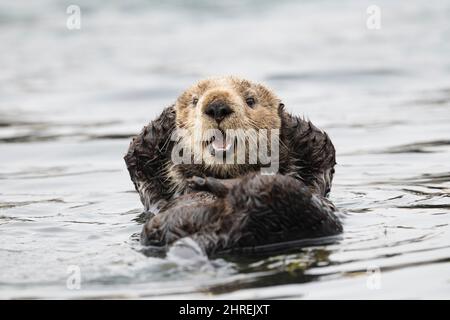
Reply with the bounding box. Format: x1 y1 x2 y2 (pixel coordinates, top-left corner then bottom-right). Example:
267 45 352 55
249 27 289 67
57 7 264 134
174 76 282 177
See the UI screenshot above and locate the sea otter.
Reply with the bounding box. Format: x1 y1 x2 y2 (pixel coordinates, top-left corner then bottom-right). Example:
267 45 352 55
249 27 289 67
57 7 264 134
124 76 342 256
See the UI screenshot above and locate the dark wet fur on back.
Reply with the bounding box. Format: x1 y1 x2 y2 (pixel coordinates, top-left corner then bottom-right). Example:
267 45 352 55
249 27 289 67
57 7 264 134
141 174 341 255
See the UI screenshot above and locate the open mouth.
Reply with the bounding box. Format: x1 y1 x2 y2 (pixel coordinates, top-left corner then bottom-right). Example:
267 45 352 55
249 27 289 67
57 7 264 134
204 130 237 156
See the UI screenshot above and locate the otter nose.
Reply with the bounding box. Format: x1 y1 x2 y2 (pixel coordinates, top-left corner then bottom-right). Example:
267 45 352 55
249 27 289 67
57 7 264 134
204 101 233 122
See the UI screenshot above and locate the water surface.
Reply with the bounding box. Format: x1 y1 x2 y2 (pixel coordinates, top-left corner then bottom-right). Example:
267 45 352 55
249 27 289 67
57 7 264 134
0 0 449 299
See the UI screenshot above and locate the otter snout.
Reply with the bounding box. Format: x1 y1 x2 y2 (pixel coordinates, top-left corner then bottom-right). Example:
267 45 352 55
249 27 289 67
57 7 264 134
204 100 233 123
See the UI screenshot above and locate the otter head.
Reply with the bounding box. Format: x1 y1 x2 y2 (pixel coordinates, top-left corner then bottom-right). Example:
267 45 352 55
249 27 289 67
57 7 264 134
174 76 283 178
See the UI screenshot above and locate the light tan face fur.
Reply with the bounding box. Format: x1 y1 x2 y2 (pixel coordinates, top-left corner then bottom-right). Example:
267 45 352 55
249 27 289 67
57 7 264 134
174 76 282 176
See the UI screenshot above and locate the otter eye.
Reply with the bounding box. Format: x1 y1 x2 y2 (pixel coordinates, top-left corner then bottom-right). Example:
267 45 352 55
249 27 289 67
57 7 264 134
246 97 256 107
192 97 199 106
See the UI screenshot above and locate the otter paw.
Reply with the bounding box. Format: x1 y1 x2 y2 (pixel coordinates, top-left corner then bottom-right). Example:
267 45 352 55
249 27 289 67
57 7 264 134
187 176 207 190
187 176 229 197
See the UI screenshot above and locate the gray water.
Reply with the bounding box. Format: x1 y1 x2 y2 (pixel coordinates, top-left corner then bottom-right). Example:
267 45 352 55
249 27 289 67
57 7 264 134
1 0 449 299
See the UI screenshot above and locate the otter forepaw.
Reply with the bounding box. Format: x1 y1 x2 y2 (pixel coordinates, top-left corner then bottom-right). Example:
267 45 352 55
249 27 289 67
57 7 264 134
187 176 229 198
187 176 207 189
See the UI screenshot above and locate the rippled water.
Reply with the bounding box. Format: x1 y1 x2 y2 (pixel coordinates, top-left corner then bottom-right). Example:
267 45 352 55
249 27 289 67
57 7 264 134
1 0 449 299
